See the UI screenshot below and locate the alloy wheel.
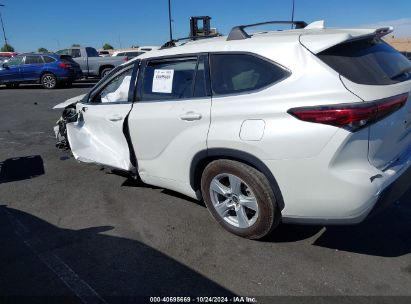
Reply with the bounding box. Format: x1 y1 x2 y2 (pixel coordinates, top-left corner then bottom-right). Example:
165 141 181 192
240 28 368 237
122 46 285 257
42 75 56 88
209 173 259 228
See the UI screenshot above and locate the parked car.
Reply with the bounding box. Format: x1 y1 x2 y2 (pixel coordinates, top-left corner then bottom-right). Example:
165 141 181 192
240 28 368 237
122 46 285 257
112 46 159 59
56 47 127 78
0 53 82 89
53 20 411 239
0 51 18 58
98 50 111 57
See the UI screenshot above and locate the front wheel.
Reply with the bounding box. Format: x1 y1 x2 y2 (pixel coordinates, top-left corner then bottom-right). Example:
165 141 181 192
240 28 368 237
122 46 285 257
41 73 57 89
201 160 280 239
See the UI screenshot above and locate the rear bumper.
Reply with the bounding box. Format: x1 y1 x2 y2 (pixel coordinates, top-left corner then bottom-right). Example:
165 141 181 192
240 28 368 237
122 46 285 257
266 130 411 225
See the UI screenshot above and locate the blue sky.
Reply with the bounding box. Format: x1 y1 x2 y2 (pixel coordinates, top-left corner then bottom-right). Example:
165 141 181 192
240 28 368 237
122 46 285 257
1 0 411 52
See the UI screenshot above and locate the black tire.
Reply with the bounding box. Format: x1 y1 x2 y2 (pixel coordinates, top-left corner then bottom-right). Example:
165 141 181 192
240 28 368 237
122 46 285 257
100 67 112 79
41 73 58 89
5 83 19 89
201 159 280 239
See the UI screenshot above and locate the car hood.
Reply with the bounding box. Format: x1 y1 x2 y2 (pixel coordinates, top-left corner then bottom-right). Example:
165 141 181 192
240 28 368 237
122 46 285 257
53 94 86 109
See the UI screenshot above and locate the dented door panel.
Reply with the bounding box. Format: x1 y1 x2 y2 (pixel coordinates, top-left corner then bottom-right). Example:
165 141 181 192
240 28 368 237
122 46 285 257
66 102 133 170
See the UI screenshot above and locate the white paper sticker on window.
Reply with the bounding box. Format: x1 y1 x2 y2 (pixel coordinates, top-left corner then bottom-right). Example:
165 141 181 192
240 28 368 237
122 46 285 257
152 69 174 93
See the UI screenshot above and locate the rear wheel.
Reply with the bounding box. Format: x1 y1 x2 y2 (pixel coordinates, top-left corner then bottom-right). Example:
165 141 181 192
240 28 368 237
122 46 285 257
41 73 57 89
100 67 112 79
201 159 280 239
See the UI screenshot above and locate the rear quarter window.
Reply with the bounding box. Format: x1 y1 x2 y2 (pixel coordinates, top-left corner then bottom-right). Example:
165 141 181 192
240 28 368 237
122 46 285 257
318 37 411 85
210 53 289 95
43 56 56 63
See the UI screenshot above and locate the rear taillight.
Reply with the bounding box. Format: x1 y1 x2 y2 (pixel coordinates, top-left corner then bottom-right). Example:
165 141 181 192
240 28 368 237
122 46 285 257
287 93 408 132
58 62 71 69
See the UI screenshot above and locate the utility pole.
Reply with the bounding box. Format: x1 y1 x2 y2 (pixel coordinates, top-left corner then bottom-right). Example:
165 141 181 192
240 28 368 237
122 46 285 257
290 0 295 29
0 4 8 46
168 0 173 41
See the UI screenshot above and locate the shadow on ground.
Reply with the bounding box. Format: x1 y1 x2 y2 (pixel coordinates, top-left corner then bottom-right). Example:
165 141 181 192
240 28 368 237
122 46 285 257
0 155 44 184
0 205 234 303
114 171 411 258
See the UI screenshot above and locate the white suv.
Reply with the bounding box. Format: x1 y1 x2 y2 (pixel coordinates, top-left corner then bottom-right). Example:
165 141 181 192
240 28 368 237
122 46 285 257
54 20 411 239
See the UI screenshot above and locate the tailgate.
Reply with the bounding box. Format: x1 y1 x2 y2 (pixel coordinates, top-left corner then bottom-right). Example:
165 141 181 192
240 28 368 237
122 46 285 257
310 34 411 170
341 77 411 169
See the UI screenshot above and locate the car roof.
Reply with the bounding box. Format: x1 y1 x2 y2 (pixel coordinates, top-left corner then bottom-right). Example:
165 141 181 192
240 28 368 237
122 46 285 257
124 22 394 71
144 27 387 56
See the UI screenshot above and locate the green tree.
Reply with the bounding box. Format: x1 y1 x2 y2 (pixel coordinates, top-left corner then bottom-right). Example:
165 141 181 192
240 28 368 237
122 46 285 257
72 43 80 47
38 47 49 53
1 43 15 52
102 43 114 50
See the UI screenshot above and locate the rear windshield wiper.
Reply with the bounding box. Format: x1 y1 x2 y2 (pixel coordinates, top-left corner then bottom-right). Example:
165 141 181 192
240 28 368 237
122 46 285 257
390 66 411 80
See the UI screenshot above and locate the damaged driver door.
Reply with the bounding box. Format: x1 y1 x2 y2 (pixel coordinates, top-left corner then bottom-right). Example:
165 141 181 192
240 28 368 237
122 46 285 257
66 63 137 171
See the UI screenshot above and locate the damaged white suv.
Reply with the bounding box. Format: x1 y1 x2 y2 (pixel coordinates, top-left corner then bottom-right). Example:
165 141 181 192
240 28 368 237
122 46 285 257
54 20 411 239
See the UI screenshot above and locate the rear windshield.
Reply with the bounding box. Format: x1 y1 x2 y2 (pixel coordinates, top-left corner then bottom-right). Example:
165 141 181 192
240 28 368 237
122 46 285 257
318 37 411 85
59 55 76 64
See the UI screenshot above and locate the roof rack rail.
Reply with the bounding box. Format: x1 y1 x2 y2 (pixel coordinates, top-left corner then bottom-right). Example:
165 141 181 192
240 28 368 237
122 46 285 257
227 20 308 41
160 34 220 49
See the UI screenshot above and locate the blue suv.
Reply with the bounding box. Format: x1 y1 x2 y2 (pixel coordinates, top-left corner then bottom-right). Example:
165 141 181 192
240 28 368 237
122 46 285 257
0 53 83 89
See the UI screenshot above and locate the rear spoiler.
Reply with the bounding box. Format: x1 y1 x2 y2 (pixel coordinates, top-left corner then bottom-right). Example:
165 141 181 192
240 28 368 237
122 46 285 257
300 26 394 54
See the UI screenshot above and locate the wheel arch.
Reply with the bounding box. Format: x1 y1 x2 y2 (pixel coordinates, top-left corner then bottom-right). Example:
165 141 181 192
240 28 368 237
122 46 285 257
99 65 114 76
190 148 285 210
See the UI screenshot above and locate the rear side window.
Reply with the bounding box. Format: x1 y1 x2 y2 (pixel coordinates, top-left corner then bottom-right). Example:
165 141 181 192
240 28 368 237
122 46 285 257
86 47 99 57
43 56 56 63
116 52 125 56
127 52 143 57
210 54 289 95
25 56 43 64
141 58 199 101
318 37 411 85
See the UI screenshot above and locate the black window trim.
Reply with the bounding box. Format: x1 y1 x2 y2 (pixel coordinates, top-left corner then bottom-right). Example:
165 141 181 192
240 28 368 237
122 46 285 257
209 51 292 97
85 60 140 105
135 52 212 103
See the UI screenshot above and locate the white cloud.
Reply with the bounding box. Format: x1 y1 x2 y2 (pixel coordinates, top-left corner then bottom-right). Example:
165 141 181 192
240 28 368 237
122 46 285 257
359 18 411 37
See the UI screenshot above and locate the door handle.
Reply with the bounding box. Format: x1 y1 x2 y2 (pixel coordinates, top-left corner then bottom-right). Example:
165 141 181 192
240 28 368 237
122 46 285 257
108 115 123 122
179 112 202 121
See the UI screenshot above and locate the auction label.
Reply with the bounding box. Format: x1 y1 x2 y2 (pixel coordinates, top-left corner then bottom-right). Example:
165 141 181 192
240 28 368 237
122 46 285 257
149 296 257 303
152 69 174 93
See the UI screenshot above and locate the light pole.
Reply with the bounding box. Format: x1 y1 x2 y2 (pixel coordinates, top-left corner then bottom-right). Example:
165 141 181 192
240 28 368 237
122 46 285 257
168 0 173 41
0 4 8 46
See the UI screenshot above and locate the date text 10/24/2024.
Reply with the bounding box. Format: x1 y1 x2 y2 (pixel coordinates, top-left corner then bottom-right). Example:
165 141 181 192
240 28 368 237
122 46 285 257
149 297 258 303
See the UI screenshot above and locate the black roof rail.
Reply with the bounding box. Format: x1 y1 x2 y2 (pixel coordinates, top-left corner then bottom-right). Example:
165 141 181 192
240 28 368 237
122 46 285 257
227 20 308 41
160 33 221 49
